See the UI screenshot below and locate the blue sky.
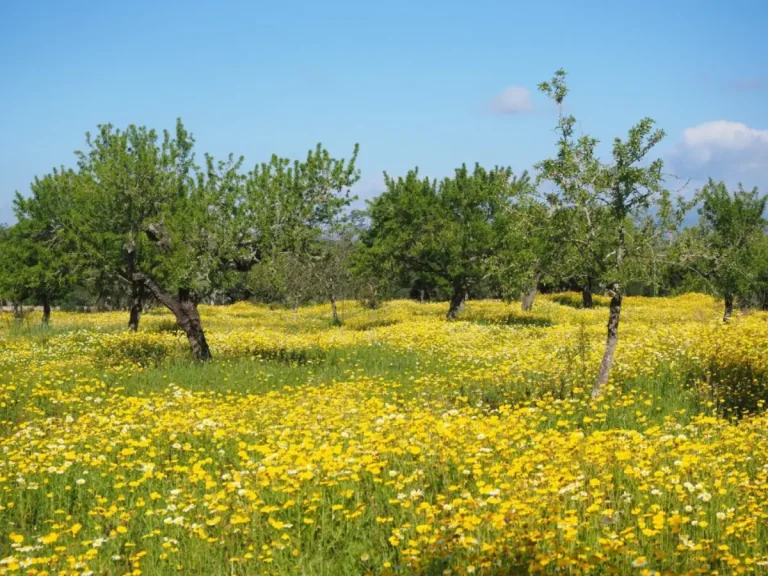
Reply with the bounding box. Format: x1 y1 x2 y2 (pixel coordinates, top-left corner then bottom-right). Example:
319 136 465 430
1 0 767 223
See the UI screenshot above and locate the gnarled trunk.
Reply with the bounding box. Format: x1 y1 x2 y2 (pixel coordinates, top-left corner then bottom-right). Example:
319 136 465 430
723 293 733 323
128 281 144 332
175 295 211 361
446 284 466 320
592 287 622 399
42 296 51 325
137 275 211 361
521 272 541 312
582 280 594 309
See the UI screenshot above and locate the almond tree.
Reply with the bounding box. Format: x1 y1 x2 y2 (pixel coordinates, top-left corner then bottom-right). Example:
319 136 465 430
0 170 80 324
690 180 766 321
537 69 666 398
489 183 568 312
362 164 524 320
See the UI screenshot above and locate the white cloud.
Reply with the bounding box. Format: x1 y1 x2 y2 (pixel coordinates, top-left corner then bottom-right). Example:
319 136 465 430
491 86 534 114
668 120 768 187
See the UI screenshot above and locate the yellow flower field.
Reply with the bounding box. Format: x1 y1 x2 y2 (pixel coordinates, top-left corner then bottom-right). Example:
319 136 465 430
2 295 768 575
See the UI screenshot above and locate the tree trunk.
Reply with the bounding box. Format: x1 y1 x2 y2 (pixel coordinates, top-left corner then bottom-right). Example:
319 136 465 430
592 288 622 399
174 293 211 361
13 302 23 323
365 284 379 309
521 272 541 312
330 294 341 326
419 289 425 303
137 275 212 361
128 281 144 332
42 296 51 325
723 293 733 323
582 280 594 309
446 285 466 320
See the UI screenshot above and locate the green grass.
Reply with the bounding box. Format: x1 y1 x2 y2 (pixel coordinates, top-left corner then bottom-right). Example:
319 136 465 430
112 345 430 396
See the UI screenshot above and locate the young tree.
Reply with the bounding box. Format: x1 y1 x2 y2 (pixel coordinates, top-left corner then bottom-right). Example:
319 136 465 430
270 253 317 317
311 225 356 325
537 69 666 398
363 164 522 319
693 180 767 321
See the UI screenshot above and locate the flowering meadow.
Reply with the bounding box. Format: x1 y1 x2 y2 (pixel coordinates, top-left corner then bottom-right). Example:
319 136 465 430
2 294 768 575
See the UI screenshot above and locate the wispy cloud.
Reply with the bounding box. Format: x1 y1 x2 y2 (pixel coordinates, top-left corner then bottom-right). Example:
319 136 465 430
730 76 767 91
667 120 768 188
490 86 534 114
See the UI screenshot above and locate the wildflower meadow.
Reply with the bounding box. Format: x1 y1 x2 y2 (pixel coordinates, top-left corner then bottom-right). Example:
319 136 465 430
2 294 768 575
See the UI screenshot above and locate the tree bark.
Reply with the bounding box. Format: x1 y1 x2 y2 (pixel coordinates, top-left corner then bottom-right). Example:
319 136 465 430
446 284 466 320
42 296 51 325
592 287 622 399
13 302 23 323
723 293 733 323
419 288 425 303
128 281 145 332
582 280 594 309
330 294 341 326
136 274 212 361
175 295 212 361
521 272 541 312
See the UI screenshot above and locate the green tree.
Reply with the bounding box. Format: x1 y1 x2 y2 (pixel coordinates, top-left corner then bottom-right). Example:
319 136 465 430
363 164 523 319
533 72 614 310
70 122 193 332
0 225 27 320
272 253 317 316
749 233 768 310
692 180 767 321
537 69 667 398
0 169 80 324
489 180 570 312
351 211 399 309
311 224 357 325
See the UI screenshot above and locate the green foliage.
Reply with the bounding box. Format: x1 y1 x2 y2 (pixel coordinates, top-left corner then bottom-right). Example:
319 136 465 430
5 67 766 337
360 164 527 310
488 180 567 300
0 169 80 316
536 69 672 297
68 119 359 303
683 180 767 309
72 120 204 295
